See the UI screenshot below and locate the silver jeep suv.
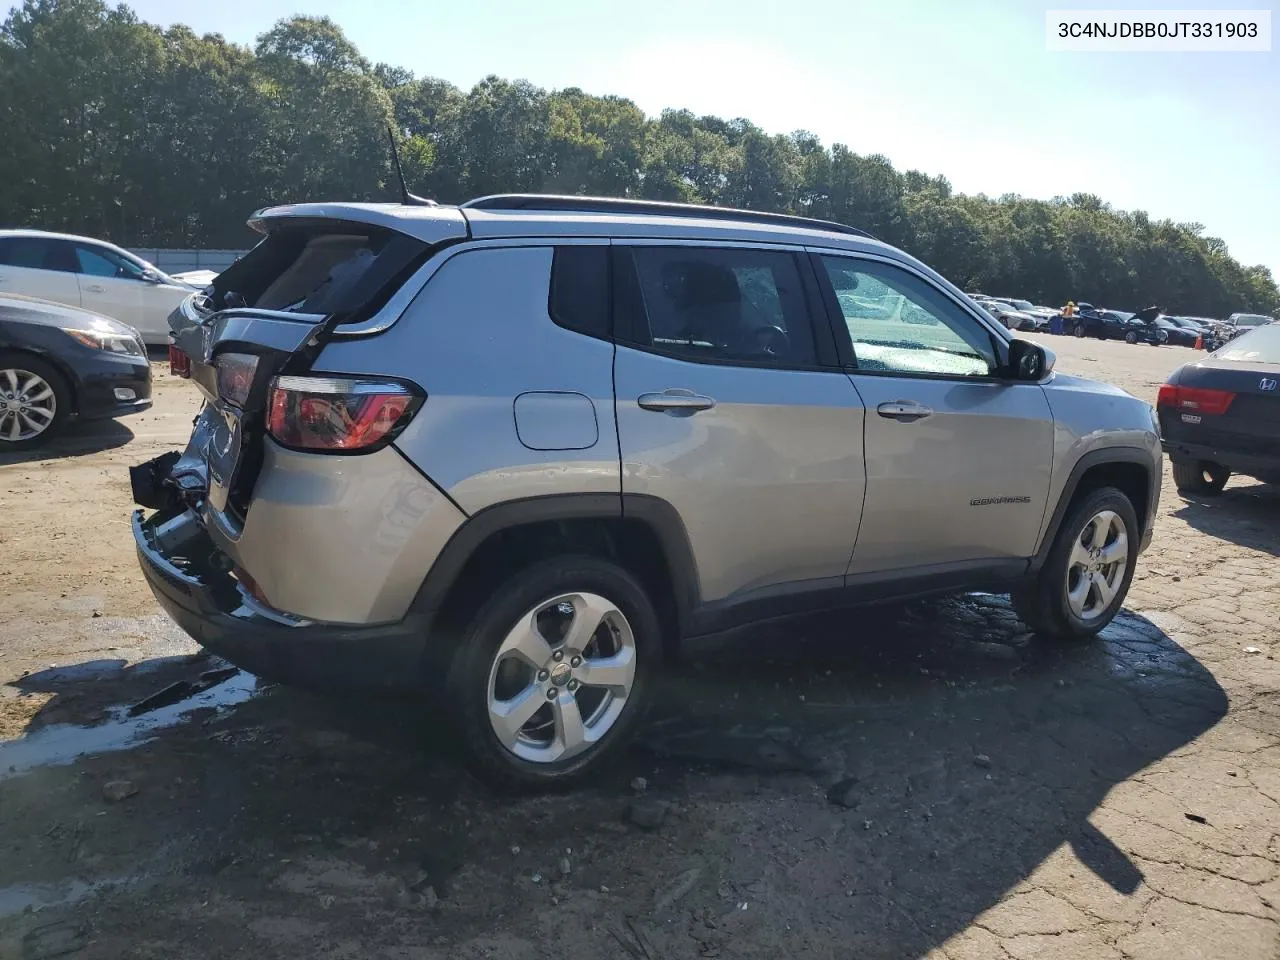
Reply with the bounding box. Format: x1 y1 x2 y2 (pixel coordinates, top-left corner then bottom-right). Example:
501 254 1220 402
131 194 1161 789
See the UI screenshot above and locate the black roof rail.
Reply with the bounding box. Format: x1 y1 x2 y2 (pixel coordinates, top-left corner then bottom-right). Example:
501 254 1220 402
460 194 879 241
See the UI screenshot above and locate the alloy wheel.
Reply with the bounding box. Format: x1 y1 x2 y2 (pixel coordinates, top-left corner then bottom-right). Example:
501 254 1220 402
486 592 636 764
1065 509 1128 620
0 368 57 443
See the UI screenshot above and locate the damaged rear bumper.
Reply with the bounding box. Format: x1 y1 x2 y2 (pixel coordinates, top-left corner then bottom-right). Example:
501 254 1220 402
132 506 429 692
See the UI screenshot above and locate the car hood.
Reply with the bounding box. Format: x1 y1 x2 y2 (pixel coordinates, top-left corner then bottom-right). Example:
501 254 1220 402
170 269 219 288
1048 372 1138 401
0 293 139 336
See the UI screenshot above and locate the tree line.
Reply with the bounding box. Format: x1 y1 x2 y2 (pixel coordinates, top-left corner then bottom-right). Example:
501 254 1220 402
1 0 1276 317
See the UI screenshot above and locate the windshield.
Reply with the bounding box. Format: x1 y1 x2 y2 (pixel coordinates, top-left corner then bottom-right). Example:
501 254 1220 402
1214 324 1280 363
1008 299 1034 311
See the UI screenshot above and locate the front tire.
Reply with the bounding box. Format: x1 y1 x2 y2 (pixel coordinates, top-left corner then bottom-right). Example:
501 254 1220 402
1124 331 1138 344
1172 459 1230 495
1011 487 1139 641
445 557 661 792
0 353 71 451
1073 323 1086 338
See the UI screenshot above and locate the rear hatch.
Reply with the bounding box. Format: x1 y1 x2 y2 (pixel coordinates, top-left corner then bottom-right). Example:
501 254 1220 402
156 206 468 525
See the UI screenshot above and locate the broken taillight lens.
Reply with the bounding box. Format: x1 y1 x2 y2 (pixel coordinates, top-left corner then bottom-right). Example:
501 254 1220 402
168 343 191 378
266 376 422 452
215 353 259 408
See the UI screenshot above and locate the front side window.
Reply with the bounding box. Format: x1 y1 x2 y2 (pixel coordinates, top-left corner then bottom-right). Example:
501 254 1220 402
74 245 146 280
622 246 819 367
820 256 996 377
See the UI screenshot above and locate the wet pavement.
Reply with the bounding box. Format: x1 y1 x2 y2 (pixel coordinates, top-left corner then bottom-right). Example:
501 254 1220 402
2 341 1279 959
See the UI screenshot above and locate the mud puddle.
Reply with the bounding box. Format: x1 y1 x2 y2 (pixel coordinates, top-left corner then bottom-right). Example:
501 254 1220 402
0 670 260 781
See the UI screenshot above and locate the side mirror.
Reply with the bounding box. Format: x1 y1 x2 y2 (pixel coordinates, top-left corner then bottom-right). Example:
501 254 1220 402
1007 338 1051 381
140 267 164 284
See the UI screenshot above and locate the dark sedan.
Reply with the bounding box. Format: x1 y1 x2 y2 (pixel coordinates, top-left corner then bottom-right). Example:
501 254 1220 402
0 293 151 450
1158 323 1280 494
1070 308 1136 340
1154 317 1199 347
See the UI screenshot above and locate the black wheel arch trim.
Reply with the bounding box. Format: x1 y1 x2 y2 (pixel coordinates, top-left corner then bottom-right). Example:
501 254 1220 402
1028 446 1156 574
409 492 701 639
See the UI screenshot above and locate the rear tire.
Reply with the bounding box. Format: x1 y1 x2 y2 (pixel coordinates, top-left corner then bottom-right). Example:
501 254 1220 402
0 352 71 452
444 556 661 792
1171 459 1230 496
1011 487 1139 642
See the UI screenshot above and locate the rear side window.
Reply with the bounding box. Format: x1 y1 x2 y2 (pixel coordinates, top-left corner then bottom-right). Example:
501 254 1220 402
618 246 820 367
208 223 430 322
549 245 610 340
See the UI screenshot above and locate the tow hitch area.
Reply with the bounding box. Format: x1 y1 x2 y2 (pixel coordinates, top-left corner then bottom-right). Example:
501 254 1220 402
129 451 181 510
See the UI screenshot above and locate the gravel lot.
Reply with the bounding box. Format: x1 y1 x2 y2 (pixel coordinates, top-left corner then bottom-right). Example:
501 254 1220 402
1 336 1278 960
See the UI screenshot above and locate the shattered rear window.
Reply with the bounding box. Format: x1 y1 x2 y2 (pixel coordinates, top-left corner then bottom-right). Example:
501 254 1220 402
207 222 430 323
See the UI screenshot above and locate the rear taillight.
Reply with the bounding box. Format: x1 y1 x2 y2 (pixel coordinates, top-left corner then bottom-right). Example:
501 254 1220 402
1156 384 1235 416
266 376 421 452
168 343 191 378
215 353 259 408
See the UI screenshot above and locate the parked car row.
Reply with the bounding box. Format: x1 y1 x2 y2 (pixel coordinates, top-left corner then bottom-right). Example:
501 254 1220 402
970 294 1056 332
967 291 1276 350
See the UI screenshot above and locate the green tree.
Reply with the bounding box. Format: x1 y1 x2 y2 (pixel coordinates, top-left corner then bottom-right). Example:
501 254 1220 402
0 1 1274 316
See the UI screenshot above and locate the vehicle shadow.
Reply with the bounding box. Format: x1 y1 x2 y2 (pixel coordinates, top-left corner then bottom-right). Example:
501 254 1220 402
0 417 134 466
1170 479 1280 553
0 595 1226 959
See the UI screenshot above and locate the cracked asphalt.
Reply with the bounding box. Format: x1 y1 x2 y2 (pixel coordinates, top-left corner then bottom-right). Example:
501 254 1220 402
1 336 1277 960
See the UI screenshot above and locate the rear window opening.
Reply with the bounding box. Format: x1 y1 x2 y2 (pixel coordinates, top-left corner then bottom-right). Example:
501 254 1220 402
205 221 433 325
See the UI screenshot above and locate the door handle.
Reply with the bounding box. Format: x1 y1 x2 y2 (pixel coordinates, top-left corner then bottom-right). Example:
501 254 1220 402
85 284 105 293
876 400 933 422
637 389 716 414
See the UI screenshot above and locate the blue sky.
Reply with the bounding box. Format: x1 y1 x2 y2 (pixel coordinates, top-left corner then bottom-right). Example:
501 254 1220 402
124 0 1279 277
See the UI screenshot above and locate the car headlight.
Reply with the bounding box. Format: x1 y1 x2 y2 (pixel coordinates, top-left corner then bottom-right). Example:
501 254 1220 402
64 329 146 356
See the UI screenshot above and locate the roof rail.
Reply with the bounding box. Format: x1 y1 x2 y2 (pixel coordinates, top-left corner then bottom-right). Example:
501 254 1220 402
460 194 879 241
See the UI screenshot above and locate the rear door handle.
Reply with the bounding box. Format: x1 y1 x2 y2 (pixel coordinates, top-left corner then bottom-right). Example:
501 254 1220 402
637 389 716 414
85 284 106 293
876 400 933 422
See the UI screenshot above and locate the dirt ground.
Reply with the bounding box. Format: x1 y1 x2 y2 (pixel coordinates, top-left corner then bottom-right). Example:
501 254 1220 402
1 337 1278 960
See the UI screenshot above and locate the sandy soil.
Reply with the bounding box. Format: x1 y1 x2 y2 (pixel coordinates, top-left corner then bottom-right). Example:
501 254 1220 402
1 338 1278 960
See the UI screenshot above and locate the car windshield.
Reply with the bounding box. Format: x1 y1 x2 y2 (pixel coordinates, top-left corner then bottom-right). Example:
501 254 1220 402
1007 299 1034 310
1214 324 1280 363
